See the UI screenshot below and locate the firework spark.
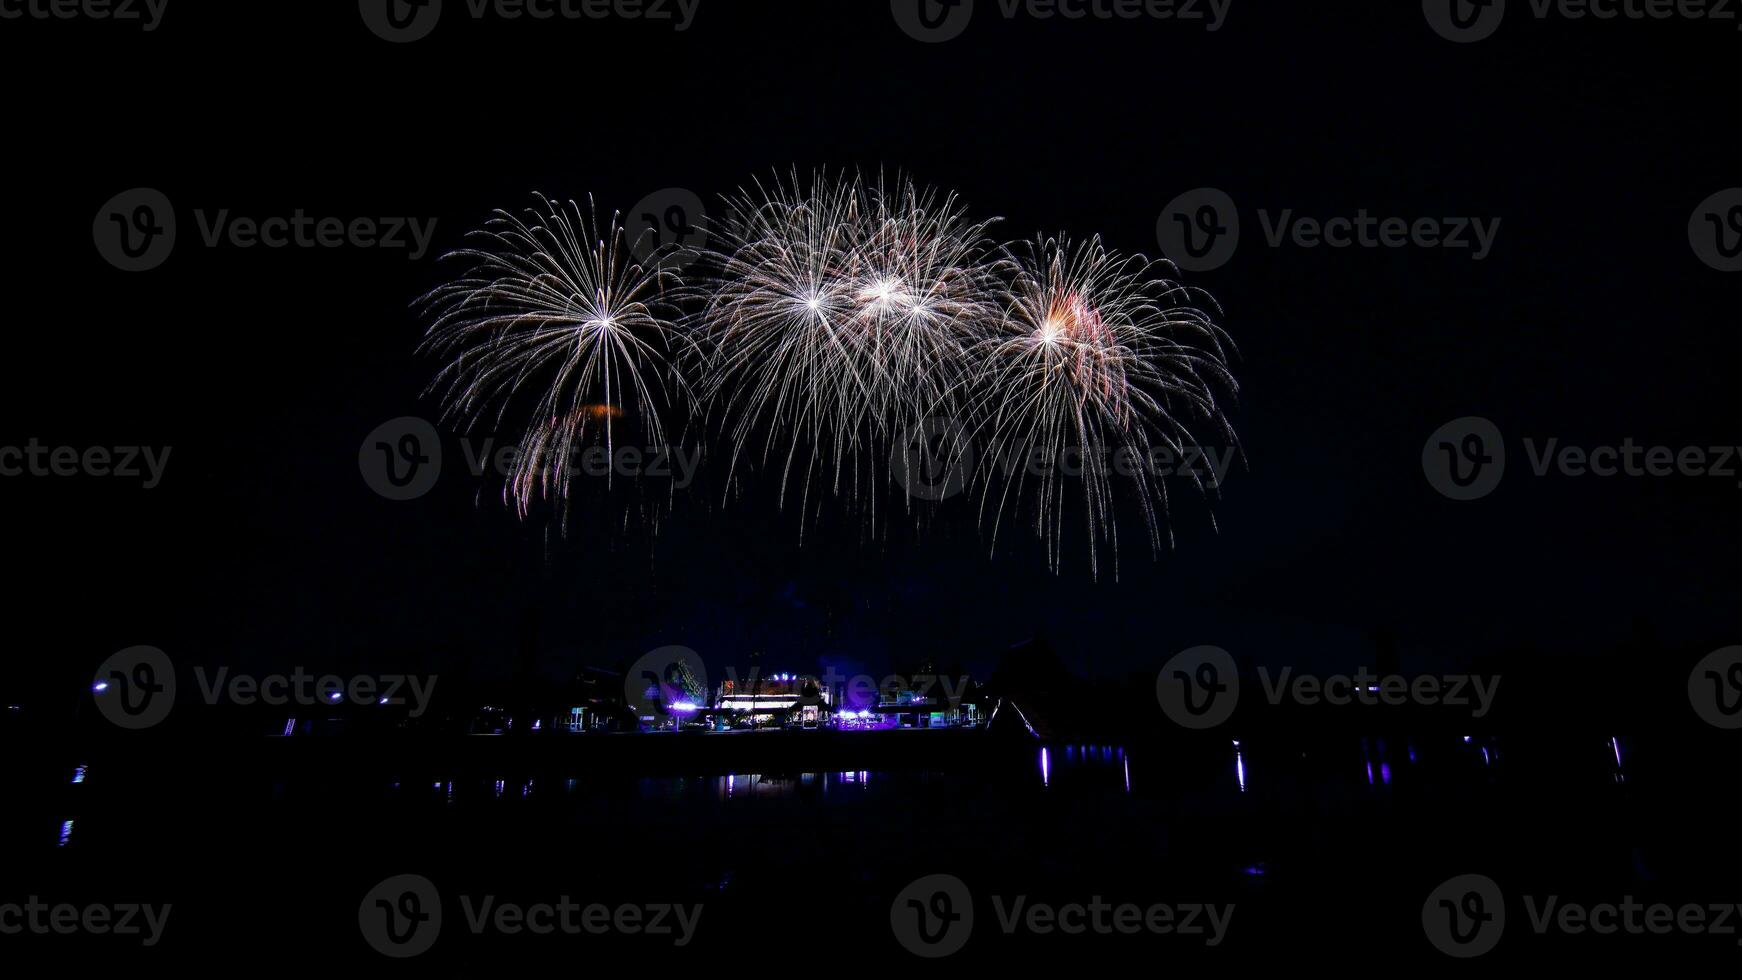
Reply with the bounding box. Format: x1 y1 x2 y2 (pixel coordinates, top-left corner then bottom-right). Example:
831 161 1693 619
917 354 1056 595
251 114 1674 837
419 195 695 520
964 235 1240 578
697 171 1001 532
418 177 1241 577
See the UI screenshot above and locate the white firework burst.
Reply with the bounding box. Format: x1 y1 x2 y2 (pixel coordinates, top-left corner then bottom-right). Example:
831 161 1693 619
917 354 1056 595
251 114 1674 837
419 194 696 520
698 171 1001 530
965 235 1240 578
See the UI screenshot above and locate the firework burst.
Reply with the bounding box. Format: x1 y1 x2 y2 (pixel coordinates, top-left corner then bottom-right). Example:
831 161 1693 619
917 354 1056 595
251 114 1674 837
419 194 696 522
964 235 1240 578
418 176 1242 577
697 171 1001 532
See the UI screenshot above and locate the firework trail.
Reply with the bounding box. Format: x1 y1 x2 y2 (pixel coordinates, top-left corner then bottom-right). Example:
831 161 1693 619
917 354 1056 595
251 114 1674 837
418 178 1242 577
697 171 1001 534
419 195 696 522
963 235 1240 578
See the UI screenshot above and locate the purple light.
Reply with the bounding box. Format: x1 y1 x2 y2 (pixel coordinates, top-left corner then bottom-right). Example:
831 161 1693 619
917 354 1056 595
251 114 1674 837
92 681 109 693
669 701 699 713
1610 736 1623 768
326 691 342 702
1040 747 1050 787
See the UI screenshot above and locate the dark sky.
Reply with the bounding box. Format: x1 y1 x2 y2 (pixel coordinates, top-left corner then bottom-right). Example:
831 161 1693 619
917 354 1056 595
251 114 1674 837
5 1 1737 694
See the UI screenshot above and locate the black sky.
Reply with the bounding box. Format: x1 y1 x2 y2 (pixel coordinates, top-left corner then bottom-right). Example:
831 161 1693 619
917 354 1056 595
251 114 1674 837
4 1 1737 696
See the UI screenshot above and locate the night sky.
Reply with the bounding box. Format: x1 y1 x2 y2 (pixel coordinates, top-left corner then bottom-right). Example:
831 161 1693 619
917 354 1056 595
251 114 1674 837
7 1 1737 697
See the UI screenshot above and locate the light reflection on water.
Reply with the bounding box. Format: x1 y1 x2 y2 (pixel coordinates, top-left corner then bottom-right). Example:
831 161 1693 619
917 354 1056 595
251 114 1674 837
356 730 1681 849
